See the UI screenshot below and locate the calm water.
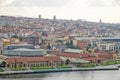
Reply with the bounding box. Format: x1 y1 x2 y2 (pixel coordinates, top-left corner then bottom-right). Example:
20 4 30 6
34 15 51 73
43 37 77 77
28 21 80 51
0 70 120 80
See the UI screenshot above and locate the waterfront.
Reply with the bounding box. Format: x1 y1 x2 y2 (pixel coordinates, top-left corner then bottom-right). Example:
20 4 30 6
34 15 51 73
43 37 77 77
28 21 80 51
0 70 120 80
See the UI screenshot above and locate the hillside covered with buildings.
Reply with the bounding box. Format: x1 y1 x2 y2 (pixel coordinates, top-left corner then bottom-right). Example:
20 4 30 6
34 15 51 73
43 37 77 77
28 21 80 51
0 15 120 72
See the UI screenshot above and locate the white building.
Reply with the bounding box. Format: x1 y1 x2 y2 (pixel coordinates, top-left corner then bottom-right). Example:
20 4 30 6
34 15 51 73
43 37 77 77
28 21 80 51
97 42 114 51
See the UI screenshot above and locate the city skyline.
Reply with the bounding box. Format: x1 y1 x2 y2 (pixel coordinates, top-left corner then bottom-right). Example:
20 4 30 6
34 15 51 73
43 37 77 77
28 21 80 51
0 0 120 23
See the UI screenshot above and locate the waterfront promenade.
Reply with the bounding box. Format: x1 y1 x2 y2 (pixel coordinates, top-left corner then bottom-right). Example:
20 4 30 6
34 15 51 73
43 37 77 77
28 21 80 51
0 64 120 75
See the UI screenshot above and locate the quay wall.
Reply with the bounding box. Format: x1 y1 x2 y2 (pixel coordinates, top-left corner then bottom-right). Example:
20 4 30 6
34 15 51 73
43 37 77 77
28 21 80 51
0 67 119 75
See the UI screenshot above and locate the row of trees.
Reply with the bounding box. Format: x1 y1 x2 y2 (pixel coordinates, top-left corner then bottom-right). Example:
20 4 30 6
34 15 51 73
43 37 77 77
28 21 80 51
65 40 80 49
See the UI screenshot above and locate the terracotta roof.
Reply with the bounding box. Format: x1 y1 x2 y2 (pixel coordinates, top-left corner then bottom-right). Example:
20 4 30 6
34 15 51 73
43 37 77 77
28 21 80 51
77 41 89 49
6 56 62 64
83 57 104 61
57 52 90 58
44 56 62 62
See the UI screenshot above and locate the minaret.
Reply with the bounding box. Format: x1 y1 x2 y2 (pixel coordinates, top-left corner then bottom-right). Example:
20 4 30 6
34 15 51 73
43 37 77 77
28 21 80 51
99 19 102 27
99 19 101 23
53 16 56 20
39 14 41 20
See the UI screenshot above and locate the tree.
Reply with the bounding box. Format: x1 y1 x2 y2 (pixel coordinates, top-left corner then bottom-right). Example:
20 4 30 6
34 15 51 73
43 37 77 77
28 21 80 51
14 58 17 68
69 40 73 45
41 39 45 44
65 42 70 47
86 44 91 51
65 59 71 64
19 37 24 41
65 40 80 49
11 35 18 38
47 43 51 50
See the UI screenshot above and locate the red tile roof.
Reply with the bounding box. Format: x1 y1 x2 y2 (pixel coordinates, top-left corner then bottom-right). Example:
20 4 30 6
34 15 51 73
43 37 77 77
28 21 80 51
83 57 104 61
77 41 89 49
57 52 90 58
57 51 115 61
6 56 62 64
97 53 114 60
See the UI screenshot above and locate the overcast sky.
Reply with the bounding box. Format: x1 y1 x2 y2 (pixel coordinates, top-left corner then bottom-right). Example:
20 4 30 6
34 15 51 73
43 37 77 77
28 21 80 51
0 0 120 23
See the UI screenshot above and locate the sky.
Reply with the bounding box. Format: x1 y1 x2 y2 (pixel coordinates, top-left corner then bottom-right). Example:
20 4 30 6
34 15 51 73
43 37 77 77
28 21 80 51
0 0 120 23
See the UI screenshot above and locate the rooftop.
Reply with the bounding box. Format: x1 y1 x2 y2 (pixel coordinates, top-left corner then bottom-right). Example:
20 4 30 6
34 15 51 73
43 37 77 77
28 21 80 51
6 56 62 64
65 48 83 53
12 48 44 51
58 52 90 58
3 48 47 57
